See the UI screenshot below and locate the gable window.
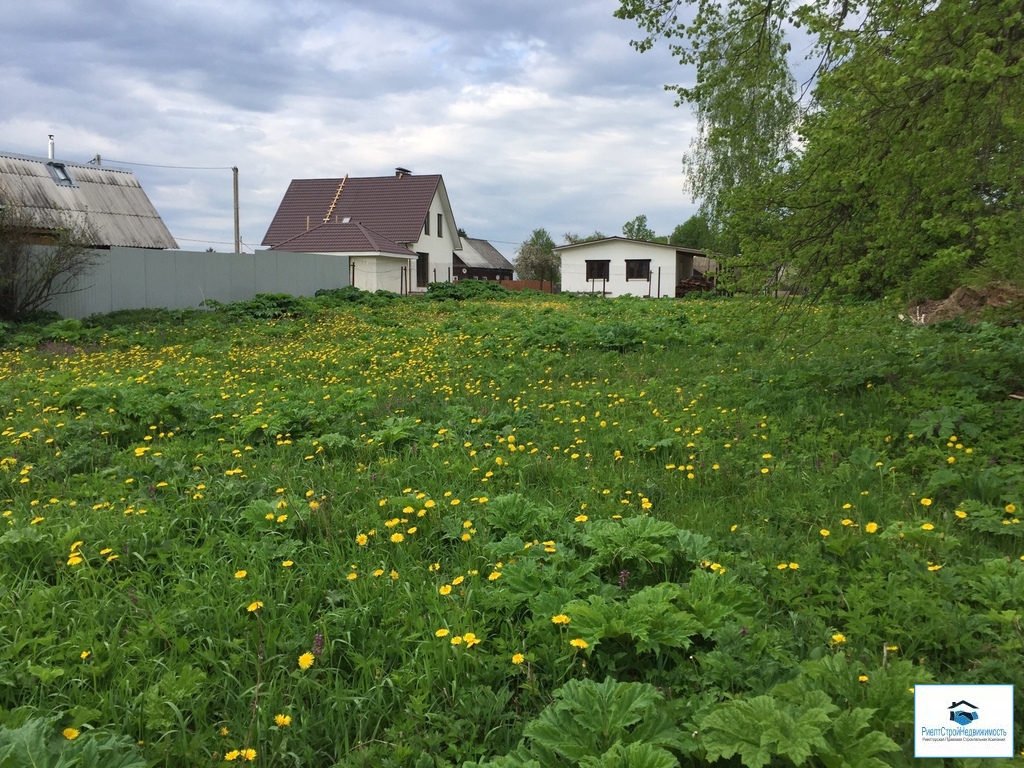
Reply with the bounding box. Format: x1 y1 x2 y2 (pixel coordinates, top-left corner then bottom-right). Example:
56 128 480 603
424 214 431 236
585 260 610 281
437 213 443 238
625 259 651 280
46 162 76 187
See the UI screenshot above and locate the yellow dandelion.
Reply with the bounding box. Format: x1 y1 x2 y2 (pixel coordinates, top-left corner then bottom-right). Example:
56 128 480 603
390 532 404 543
512 653 525 665
859 675 869 682
63 728 80 740
240 749 257 761
67 555 84 566
356 533 368 546
488 571 501 581
80 650 91 660
831 633 846 645
347 572 358 581
865 522 879 533
282 560 294 567
921 523 934 531
820 529 830 537
463 632 481 648
451 575 465 586
920 498 932 506
569 638 589 649
298 652 315 670
777 563 789 570
247 601 264 612
234 570 247 579
439 584 452 595
551 614 571 625
1006 504 1017 514
789 562 799 569
274 714 291 727
955 510 967 519
450 635 463 645
435 628 450 638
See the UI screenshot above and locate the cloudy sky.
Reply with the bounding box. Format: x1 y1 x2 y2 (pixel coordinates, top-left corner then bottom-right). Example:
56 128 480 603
0 0 699 258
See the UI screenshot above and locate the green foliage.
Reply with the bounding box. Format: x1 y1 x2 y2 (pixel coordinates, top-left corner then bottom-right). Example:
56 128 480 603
0 717 146 768
1 295 1023 764
425 280 509 301
621 215 656 242
471 678 691 766
617 0 1024 298
515 228 559 283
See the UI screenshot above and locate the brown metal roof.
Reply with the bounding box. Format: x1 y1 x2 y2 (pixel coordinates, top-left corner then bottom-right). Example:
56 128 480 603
0 152 177 249
262 174 442 247
269 220 413 256
458 237 514 270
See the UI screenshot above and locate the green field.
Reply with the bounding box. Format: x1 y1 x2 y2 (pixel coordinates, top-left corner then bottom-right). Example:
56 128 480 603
1 289 1022 767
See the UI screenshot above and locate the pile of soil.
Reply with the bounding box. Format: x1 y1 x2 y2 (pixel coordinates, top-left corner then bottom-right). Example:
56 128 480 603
907 283 1024 325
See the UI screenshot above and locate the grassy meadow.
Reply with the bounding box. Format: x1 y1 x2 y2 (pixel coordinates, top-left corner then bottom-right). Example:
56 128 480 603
1 288 1022 767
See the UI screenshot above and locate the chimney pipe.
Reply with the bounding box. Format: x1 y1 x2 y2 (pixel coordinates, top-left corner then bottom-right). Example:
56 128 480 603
48 135 54 160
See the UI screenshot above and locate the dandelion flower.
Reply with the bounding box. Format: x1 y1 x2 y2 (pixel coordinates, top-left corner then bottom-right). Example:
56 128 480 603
777 563 789 570
1006 504 1017 514
511 653 525 665
488 571 501 581
80 650 91 660
439 584 452 595
247 601 264 612
831 633 847 645
859 675 869 682
955 510 967 519
282 560 294 568
463 632 481 648
298 652 315 670
63 728 80 740
240 748 257 761
820 529 830 537
569 638 589 649
865 522 879 533
574 514 588 523
235 570 247 579
274 714 291 727
435 628 450 638
451 575 465 586
390 532 404 543
551 614 571 625
920 498 932 506
450 635 463 645
789 562 799 569
67 555 84 566
921 523 934 531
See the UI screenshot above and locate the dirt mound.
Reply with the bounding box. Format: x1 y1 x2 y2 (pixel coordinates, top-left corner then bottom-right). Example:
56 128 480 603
906 284 1024 324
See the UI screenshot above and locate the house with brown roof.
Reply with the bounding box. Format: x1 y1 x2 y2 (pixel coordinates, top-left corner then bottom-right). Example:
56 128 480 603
262 169 461 293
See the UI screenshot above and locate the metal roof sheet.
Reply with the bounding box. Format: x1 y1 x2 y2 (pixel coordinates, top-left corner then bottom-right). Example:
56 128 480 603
0 152 177 249
262 174 445 247
269 220 413 256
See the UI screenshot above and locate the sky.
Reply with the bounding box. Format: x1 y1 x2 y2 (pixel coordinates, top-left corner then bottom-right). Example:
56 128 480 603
0 0 699 259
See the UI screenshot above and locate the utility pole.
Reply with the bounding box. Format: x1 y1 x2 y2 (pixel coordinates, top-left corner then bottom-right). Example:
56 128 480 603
232 166 240 253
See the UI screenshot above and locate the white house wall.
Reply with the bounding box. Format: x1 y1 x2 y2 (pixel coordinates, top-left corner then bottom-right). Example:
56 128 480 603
408 186 459 288
350 255 412 293
560 240 682 298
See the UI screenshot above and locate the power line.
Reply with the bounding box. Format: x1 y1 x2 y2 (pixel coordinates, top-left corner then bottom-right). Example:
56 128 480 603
91 158 234 171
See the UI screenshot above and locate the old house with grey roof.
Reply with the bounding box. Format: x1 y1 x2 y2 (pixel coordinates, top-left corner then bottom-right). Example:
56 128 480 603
262 169 462 293
0 150 177 249
455 236 514 282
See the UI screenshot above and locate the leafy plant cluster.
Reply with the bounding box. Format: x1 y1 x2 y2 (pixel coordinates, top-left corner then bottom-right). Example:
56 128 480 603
0 294 1021 766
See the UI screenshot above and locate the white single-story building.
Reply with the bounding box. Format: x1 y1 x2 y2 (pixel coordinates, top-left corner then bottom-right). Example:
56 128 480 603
555 237 718 298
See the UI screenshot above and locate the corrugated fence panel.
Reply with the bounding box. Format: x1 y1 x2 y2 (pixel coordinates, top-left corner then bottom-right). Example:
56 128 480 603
42 248 350 319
